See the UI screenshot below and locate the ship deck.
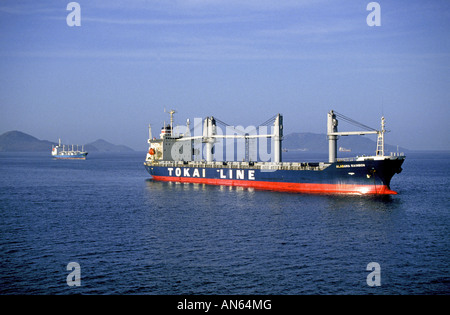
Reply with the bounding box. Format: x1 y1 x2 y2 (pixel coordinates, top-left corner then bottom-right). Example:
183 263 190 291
145 160 330 171
144 154 405 172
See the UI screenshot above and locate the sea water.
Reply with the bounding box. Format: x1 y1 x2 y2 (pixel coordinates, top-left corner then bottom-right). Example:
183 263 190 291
0 151 448 294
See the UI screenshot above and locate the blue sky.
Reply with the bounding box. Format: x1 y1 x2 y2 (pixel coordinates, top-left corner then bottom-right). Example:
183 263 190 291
0 0 449 151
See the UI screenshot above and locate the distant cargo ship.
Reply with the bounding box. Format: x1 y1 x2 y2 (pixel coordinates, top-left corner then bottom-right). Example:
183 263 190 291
339 147 351 152
52 139 88 160
144 110 405 195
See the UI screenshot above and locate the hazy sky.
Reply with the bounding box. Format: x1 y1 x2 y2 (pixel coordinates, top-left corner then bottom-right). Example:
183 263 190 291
0 0 449 151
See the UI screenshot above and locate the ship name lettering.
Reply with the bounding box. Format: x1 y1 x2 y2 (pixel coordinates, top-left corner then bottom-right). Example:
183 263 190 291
169 167 255 180
192 168 200 177
216 169 255 180
336 164 366 169
169 167 205 178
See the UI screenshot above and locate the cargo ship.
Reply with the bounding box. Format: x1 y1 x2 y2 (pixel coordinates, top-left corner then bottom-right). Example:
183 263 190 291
52 139 88 160
144 110 405 195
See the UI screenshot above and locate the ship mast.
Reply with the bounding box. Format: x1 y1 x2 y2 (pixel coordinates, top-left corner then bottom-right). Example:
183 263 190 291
273 114 283 163
327 111 338 163
203 116 216 162
169 109 176 136
327 110 385 163
163 113 283 163
376 117 385 156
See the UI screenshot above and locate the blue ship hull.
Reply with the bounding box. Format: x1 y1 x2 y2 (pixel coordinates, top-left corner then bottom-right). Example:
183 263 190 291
53 153 88 160
144 157 404 195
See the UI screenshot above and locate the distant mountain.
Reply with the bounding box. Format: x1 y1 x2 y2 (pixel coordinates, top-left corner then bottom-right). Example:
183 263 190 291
283 132 408 155
0 131 56 152
0 131 134 152
0 130 405 154
283 132 328 153
84 139 134 152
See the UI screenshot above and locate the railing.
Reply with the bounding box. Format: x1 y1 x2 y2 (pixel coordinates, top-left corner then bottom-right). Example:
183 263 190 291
145 160 330 171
